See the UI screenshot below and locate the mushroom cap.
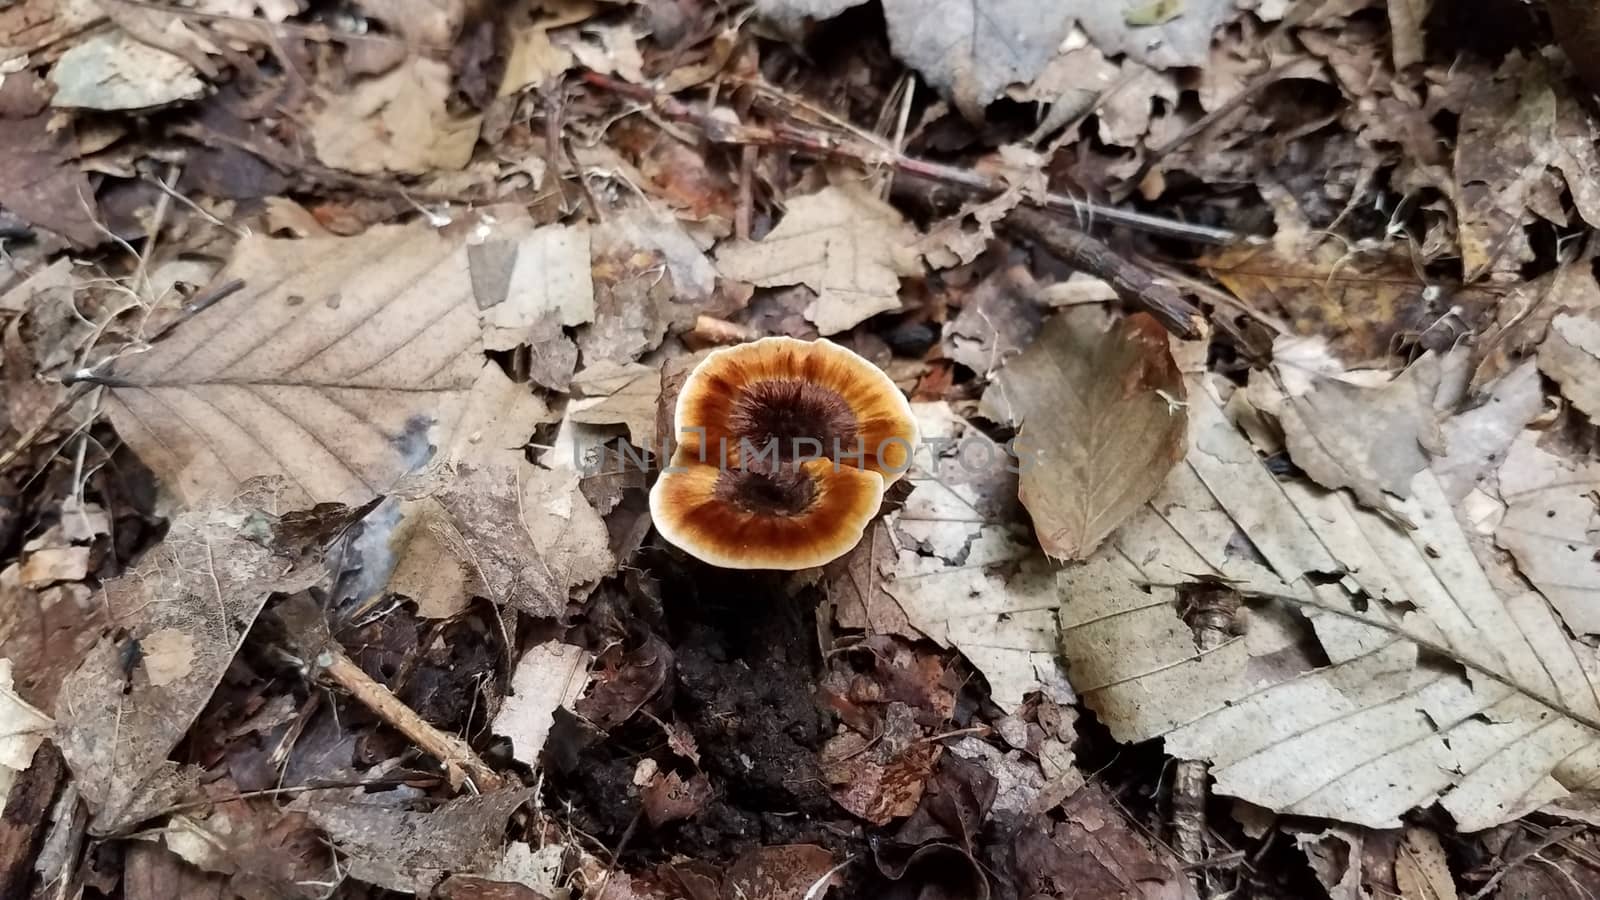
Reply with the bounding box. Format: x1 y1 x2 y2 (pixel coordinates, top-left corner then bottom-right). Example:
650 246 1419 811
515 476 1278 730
650 337 919 570
649 452 887 570
671 337 919 483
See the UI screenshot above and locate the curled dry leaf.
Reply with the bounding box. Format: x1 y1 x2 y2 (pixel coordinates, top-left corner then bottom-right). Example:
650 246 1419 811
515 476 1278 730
54 480 325 833
981 309 1187 561
101 223 488 509
641 769 712 827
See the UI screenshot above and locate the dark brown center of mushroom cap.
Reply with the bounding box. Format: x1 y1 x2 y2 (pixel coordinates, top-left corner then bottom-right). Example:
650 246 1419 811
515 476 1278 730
713 464 818 517
726 379 859 462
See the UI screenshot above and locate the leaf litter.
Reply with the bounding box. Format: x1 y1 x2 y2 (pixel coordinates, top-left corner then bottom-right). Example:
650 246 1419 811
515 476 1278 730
6 1 1600 898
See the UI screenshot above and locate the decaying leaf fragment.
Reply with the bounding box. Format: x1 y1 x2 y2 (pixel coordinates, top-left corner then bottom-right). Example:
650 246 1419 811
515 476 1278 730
715 184 918 335
428 461 615 618
491 641 591 766
295 788 534 894
101 223 488 509
310 57 483 174
54 480 326 833
1538 312 1600 421
981 309 1187 561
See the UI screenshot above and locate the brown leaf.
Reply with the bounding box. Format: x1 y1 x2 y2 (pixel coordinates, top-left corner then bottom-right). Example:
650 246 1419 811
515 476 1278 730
724 845 840 900
1201 240 1495 364
980 309 1186 560
295 788 534 893
715 184 916 335
1011 783 1196 900
48 28 204 110
53 480 324 833
575 634 673 730
820 703 940 825
641 769 711 827
0 77 101 247
101 223 491 509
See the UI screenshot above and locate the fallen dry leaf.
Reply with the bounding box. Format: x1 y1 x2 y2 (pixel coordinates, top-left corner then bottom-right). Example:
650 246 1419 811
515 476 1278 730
1061 0 1238 68
567 361 661 451
981 309 1187 561
54 480 324 833
48 28 204 110
1202 239 1495 364
428 460 615 618
310 57 482 174
1495 433 1600 635
471 221 595 352
101 223 489 509
1258 354 1445 524
1394 826 1457 900
498 0 594 97
296 788 534 893
641 769 711 827
1058 377 1600 830
0 658 52 807
1433 360 1544 501
820 703 940 825
715 184 917 335
1538 312 1600 421
491 641 591 766
884 528 1073 713
1011 783 1198 900
879 0 1072 117
0 78 102 247
725 845 840 900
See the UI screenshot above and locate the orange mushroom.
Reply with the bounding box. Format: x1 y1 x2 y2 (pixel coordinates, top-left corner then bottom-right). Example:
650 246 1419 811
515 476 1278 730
649 337 919 570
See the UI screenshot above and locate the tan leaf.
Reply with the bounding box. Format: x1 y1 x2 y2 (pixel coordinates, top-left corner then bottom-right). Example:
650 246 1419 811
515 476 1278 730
1496 433 1600 635
428 461 615 618
1538 312 1600 421
138 628 197 688
472 222 595 351
567 361 661 451
1455 56 1559 279
0 658 52 807
982 309 1187 561
715 184 915 335
1057 378 1600 830
54 481 323 833
101 224 488 509
491 641 591 766
1260 355 1445 524
310 57 482 174
1395 826 1458 900
882 528 1074 713
498 0 595 97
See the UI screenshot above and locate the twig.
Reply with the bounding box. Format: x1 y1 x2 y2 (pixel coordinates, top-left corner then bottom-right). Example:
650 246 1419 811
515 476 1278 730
1004 204 1208 340
316 650 508 793
579 71 1244 245
276 596 507 793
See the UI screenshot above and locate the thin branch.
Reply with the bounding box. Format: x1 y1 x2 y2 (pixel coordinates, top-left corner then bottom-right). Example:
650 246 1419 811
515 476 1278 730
579 71 1244 245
